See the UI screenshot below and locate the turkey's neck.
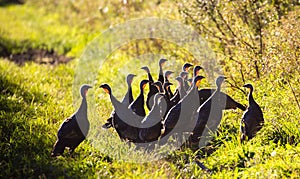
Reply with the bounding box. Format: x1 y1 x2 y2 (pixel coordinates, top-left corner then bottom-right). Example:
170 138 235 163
110 93 119 107
179 84 186 99
248 89 255 105
165 76 169 83
138 87 145 102
193 70 198 78
187 82 197 97
128 84 133 103
77 96 87 119
159 64 163 76
148 72 154 82
216 82 222 92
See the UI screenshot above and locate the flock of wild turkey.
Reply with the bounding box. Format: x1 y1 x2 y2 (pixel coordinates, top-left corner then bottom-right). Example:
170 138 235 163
51 59 264 157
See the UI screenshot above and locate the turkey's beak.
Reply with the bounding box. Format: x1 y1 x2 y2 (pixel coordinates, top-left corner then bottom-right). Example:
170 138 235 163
141 67 147 71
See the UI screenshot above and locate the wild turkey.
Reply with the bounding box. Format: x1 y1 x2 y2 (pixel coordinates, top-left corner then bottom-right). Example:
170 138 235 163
100 84 142 142
189 76 227 149
51 84 92 157
102 74 136 129
141 66 158 110
158 58 168 84
170 76 187 107
240 83 264 142
160 76 205 145
139 93 166 142
128 80 150 117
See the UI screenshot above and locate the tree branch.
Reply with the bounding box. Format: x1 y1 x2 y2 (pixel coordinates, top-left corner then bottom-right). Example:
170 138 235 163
287 80 300 110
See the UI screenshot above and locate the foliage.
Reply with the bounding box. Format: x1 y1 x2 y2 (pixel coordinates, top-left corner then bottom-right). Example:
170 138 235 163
178 0 299 79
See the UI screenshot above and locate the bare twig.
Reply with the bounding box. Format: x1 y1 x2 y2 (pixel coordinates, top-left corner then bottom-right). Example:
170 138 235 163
250 2 264 78
226 78 246 95
182 9 224 41
287 80 300 110
239 63 246 84
231 2 257 51
215 3 256 52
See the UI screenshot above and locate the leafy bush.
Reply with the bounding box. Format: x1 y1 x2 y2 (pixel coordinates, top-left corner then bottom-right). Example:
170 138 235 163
178 0 299 80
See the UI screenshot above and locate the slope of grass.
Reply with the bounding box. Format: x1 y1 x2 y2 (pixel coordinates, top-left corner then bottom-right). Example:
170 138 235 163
0 0 180 58
0 4 97 57
1 49 299 178
0 59 176 178
0 1 299 178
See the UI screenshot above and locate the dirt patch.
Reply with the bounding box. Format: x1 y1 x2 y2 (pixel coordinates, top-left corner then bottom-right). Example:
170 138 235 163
1 48 73 65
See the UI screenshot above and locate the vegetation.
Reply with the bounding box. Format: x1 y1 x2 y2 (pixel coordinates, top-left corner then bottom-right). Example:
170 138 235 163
0 0 299 178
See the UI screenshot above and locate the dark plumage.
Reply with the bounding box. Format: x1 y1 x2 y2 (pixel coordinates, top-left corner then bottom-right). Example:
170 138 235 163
186 65 203 91
102 74 136 129
164 70 174 99
141 66 154 83
139 93 166 142
164 70 173 83
153 81 164 93
182 64 193 91
198 89 246 111
180 71 189 79
158 58 168 84
161 76 205 144
153 81 173 118
176 76 187 99
182 63 193 72
100 84 142 142
193 65 203 77
163 81 173 101
240 84 264 142
122 74 136 106
141 66 158 110
178 71 189 92
187 78 193 86
194 65 245 111
189 76 226 148
51 84 92 157
128 80 150 117
170 76 187 106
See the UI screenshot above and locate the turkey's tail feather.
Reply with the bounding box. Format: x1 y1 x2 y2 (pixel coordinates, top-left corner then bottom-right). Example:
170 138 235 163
51 139 65 157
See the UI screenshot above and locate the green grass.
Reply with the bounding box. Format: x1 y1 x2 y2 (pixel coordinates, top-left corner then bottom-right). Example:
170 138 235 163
0 4 97 57
0 1 300 178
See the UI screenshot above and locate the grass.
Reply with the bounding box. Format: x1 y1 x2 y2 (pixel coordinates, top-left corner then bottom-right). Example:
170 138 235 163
0 4 97 57
0 1 300 178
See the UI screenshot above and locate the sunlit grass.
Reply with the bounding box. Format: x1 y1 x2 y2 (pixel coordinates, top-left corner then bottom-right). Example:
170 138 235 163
0 5 96 57
0 1 300 178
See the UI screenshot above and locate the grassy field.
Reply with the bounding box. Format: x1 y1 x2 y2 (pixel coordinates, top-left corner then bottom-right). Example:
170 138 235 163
0 1 299 178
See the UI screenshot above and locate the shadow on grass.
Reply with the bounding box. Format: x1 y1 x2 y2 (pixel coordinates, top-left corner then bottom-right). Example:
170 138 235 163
0 74 111 178
163 123 241 173
0 0 24 6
